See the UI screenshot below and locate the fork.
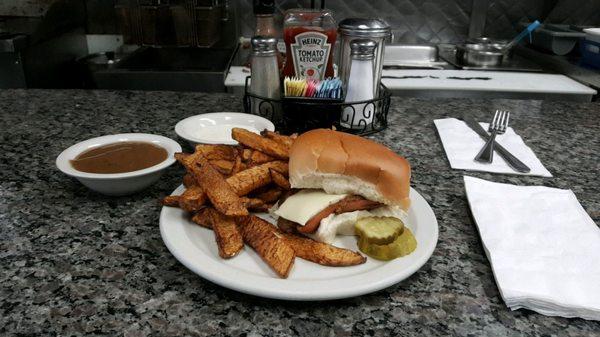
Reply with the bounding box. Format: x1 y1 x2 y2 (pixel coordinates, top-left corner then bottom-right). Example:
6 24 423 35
474 110 510 163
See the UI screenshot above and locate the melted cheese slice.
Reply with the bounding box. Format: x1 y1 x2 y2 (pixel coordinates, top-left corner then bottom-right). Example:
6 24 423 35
273 189 347 226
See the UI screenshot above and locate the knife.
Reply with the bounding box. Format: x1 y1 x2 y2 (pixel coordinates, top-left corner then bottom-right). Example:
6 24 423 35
462 116 531 173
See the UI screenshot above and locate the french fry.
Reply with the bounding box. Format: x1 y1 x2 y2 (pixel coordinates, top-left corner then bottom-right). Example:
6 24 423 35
237 215 295 278
176 145 234 171
242 148 252 161
177 162 288 211
227 161 288 196
175 152 191 165
203 208 244 259
282 233 366 267
195 144 237 161
253 187 283 204
248 150 275 166
210 159 234 176
183 173 196 187
162 195 181 207
231 156 245 175
232 128 289 159
270 169 291 190
261 130 294 150
191 208 212 229
240 197 270 212
178 185 207 212
191 156 248 216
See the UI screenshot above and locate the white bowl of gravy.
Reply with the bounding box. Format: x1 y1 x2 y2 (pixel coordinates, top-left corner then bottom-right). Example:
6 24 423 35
56 133 182 196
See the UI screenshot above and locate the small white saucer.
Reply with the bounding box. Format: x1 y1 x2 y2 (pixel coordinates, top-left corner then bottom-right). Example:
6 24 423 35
175 112 275 146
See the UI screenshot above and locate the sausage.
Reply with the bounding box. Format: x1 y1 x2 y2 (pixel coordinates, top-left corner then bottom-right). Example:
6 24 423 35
296 195 382 234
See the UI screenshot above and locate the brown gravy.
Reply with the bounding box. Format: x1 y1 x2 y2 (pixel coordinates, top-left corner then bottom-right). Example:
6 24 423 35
71 141 168 174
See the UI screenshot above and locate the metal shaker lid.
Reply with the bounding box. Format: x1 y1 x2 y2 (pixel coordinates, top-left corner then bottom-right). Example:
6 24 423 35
350 39 377 60
338 18 391 38
251 36 278 56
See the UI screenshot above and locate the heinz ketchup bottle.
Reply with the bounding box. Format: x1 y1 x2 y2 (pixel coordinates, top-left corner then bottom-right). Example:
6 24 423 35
283 9 337 80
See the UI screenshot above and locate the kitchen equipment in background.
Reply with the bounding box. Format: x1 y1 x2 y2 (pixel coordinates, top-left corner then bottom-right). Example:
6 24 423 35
338 18 391 96
581 28 600 69
342 39 376 129
440 44 542 72
0 0 87 88
87 0 237 92
456 43 504 67
583 28 600 44
456 21 541 68
383 44 449 69
467 37 512 58
499 20 541 54
77 52 122 88
195 3 224 46
91 46 236 91
467 37 509 48
522 22 586 56
249 36 281 118
114 0 225 47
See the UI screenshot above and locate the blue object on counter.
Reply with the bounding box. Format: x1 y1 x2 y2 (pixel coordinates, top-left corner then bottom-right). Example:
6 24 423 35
524 20 542 42
505 20 541 51
580 39 600 69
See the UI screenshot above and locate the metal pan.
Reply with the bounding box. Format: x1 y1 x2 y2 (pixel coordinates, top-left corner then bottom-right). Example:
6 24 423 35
456 43 504 67
466 37 511 56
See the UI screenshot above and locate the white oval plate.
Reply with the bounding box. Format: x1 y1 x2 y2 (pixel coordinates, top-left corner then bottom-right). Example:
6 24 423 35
175 112 275 146
160 185 438 301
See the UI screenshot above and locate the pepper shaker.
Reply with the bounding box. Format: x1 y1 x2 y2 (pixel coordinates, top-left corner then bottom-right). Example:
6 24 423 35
341 39 376 129
250 36 281 121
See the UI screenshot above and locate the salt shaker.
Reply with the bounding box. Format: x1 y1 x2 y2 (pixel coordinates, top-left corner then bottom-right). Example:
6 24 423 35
250 36 281 120
338 18 391 96
341 39 376 129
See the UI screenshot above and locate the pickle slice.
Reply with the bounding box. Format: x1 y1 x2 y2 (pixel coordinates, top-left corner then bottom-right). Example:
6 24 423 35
357 227 417 261
355 216 404 245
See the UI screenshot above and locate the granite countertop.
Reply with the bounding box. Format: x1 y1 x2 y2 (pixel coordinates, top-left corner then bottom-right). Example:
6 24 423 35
1 90 599 336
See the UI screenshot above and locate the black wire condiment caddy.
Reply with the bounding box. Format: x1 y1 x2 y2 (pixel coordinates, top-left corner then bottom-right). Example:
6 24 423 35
242 77 391 136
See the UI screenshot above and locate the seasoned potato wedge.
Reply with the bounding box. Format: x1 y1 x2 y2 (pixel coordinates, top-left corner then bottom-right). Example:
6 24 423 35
192 156 248 217
260 130 294 150
161 195 181 207
270 168 291 190
232 128 289 159
237 216 295 278
204 208 244 259
282 233 366 267
226 161 288 196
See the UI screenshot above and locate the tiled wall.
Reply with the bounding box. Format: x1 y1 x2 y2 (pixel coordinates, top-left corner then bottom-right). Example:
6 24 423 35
234 0 600 43
4 0 600 43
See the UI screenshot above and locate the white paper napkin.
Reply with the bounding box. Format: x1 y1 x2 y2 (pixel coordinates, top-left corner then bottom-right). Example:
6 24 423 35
434 118 552 177
464 176 600 321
